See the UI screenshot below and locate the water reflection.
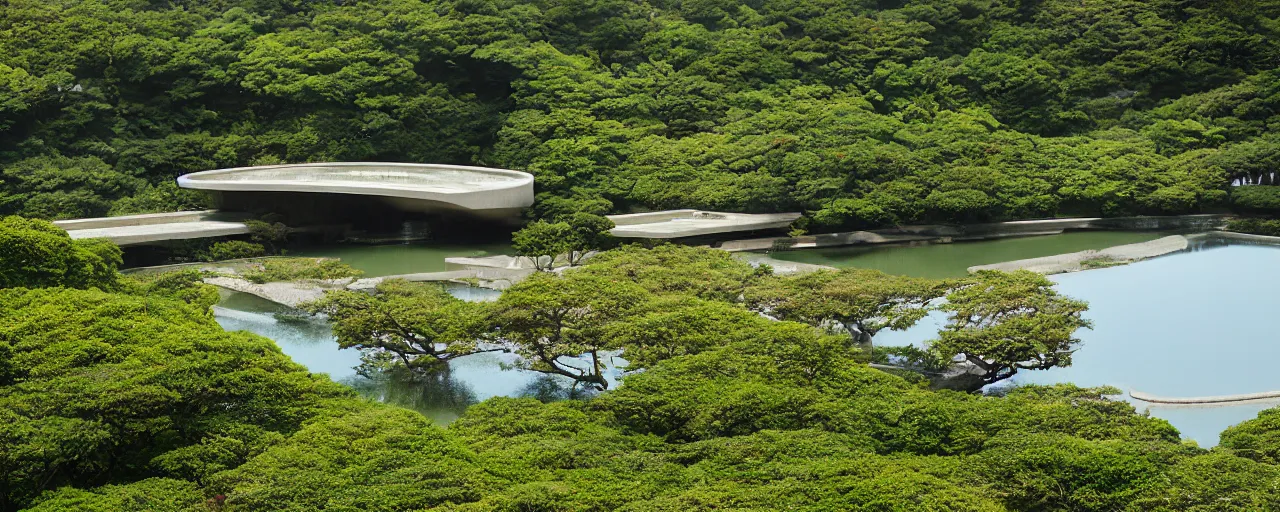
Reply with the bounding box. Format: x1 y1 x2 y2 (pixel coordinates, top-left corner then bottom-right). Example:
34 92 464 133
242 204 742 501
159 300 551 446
213 286 615 424
762 230 1167 279
875 240 1280 447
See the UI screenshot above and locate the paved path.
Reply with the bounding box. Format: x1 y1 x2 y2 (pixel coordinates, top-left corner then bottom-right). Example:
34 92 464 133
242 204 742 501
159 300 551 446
1130 389 1280 405
56 210 250 246
609 210 801 238
968 235 1189 274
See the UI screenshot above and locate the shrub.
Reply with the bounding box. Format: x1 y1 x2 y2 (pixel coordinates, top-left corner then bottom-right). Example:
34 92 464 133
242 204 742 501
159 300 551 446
204 240 267 261
1230 186 1280 213
1225 217 1280 236
241 258 362 283
0 216 120 289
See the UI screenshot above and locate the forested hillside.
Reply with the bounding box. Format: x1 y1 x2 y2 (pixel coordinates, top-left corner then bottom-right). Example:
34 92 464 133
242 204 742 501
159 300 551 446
2 0 1278 228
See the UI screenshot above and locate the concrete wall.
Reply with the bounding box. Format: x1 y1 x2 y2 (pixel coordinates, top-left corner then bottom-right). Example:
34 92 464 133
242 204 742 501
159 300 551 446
719 214 1232 252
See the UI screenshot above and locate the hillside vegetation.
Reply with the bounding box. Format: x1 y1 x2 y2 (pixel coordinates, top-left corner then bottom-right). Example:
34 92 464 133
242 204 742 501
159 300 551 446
2 0 1278 229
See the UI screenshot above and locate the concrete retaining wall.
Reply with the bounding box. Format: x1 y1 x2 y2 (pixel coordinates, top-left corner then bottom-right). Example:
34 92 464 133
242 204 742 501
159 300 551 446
968 235 1189 274
719 214 1231 253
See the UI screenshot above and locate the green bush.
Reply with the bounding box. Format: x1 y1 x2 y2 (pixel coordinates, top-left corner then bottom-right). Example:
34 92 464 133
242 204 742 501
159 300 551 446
1225 218 1280 236
204 241 267 261
0 216 120 290
1230 186 1280 214
241 258 363 283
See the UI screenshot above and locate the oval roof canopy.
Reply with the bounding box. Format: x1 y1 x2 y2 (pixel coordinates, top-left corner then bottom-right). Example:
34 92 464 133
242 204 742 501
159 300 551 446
177 162 534 211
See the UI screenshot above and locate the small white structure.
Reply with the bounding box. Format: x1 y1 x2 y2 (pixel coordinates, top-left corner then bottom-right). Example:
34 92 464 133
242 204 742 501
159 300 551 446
607 210 801 238
177 162 534 213
55 210 249 246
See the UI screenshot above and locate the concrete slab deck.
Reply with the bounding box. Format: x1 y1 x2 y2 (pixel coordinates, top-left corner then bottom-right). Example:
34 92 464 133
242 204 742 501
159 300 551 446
608 210 801 238
65 220 251 246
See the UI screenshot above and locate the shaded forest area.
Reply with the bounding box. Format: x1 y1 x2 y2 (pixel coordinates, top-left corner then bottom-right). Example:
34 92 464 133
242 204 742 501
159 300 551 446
2 0 1279 230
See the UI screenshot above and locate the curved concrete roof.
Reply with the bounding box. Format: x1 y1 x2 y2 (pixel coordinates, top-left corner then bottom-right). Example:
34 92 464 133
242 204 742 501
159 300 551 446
177 162 534 211
607 210 801 238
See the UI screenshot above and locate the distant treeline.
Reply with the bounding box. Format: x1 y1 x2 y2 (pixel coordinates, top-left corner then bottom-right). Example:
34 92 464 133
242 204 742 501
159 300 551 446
1 0 1279 230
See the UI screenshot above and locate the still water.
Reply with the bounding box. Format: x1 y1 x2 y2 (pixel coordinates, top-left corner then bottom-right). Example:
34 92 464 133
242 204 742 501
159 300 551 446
289 241 512 276
764 230 1165 278
215 234 1280 445
873 237 1280 446
213 239 622 424
216 290 622 424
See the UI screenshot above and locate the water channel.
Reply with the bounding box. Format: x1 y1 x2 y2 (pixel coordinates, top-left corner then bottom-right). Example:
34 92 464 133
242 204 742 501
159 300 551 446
212 231 1280 446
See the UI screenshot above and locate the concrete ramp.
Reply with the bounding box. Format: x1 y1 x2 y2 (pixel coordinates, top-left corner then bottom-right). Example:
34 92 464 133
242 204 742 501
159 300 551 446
55 210 250 246
608 210 800 238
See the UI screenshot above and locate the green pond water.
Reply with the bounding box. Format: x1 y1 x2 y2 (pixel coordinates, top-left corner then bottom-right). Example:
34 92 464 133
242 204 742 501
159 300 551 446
763 230 1166 278
214 234 1280 446
289 241 512 276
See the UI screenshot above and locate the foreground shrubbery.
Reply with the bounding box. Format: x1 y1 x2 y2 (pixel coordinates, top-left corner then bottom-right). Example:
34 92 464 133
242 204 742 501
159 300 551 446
0 216 120 289
2 220 1279 511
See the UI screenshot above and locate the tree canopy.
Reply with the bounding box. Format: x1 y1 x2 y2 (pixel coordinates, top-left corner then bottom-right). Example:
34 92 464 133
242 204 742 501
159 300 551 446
0 239 1279 511
2 0 1276 227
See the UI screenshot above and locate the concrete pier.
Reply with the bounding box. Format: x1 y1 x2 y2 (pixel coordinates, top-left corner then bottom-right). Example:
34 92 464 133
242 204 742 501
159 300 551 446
608 210 801 238
55 210 250 246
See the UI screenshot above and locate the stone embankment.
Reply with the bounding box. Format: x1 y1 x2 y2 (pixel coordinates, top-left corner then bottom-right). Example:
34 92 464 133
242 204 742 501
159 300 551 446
968 235 1189 275
718 214 1228 253
1130 389 1280 405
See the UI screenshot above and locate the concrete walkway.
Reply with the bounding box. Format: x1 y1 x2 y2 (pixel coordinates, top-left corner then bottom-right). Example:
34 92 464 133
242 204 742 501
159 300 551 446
608 210 801 238
968 235 1189 274
1130 389 1280 405
56 210 250 246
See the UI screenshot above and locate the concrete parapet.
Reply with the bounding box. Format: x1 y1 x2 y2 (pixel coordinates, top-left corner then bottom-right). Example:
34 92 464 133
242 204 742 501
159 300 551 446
719 214 1231 253
607 210 801 238
967 235 1189 274
57 210 251 246
1131 389 1280 405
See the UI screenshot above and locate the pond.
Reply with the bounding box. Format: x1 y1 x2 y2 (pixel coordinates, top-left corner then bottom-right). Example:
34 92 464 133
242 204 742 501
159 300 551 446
289 240 513 276
213 233 1280 446
215 289 624 424
872 236 1280 447
213 239 623 424
762 230 1166 278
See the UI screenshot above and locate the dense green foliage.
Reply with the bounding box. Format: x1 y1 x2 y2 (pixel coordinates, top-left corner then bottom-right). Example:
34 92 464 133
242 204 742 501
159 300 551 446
303 279 493 374
239 257 362 283
512 212 616 269
1231 186 1280 214
0 216 120 289
3 0 1278 227
2 219 1280 511
1225 217 1280 236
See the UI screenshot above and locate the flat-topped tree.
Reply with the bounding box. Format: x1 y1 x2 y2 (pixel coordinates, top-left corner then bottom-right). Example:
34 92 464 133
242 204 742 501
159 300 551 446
487 271 649 390
580 244 766 302
746 268 948 350
512 220 573 271
511 213 616 270
931 270 1092 388
302 279 494 374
